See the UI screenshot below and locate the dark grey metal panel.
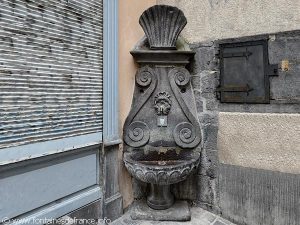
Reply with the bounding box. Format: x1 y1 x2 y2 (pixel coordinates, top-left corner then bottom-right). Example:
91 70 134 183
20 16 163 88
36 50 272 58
215 31 300 112
0 0 103 149
219 163 300 225
0 149 99 220
219 40 278 103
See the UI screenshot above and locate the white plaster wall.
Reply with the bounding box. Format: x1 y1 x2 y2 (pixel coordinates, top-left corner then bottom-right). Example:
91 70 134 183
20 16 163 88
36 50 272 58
157 0 300 43
218 112 300 174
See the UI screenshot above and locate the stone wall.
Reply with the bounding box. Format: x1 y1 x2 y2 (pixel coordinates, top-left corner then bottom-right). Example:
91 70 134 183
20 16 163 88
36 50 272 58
158 1 299 223
157 0 300 43
186 30 300 225
188 40 221 212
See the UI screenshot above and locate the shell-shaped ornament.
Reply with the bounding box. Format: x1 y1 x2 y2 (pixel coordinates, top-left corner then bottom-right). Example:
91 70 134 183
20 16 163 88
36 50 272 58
139 5 187 50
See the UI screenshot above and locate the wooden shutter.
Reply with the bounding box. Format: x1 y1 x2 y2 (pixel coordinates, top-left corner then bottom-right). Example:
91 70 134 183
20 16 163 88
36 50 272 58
0 0 103 149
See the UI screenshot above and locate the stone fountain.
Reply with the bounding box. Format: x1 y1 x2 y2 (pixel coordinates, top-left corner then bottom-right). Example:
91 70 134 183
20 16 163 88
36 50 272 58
123 5 201 221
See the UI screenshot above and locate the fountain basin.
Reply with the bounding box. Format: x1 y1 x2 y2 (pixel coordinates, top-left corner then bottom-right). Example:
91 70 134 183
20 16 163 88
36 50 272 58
124 149 200 185
124 149 200 210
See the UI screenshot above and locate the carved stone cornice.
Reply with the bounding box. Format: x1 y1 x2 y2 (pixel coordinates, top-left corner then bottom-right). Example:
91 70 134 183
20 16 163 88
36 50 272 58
130 50 195 65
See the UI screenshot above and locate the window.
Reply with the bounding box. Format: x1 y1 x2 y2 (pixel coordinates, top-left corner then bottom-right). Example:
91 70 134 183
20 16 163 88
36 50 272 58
219 40 278 103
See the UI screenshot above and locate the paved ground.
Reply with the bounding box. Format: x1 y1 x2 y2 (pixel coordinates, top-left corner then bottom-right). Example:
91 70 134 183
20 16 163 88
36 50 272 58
111 207 236 225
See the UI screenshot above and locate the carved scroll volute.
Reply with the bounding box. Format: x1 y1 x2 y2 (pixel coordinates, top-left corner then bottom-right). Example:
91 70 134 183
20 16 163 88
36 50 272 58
169 67 201 148
124 121 150 148
136 66 153 87
173 122 199 148
124 66 158 148
173 67 190 88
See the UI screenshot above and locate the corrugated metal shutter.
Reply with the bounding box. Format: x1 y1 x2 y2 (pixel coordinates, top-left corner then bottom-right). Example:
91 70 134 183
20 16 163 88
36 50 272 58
0 0 103 149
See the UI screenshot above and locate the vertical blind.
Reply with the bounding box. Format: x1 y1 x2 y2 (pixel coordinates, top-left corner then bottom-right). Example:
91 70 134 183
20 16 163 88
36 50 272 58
0 0 103 149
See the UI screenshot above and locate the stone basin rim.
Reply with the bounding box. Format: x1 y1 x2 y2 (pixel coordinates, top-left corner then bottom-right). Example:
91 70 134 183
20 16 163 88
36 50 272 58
123 151 200 170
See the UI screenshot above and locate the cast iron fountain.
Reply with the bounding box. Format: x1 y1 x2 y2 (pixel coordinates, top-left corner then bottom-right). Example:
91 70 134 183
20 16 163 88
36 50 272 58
123 5 201 220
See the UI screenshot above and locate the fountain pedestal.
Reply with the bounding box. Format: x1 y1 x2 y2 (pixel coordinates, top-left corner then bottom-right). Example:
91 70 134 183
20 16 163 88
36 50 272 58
147 184 174 210
131 200 191 221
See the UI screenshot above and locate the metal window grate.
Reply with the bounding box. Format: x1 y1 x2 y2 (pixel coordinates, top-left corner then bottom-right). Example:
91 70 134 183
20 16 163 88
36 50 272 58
0 0 103 149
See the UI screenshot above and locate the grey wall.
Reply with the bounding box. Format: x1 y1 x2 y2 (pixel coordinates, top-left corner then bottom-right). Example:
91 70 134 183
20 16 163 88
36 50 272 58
219 164 300 225
158 0 300 44
188 30 300 225
218 112 300 174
